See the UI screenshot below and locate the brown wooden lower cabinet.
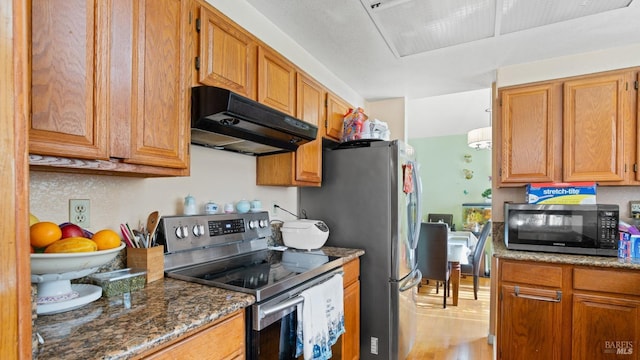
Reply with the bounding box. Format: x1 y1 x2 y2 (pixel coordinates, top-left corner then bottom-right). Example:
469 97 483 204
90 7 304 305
140 310 245 360
339 258 361 360
498 259 640 360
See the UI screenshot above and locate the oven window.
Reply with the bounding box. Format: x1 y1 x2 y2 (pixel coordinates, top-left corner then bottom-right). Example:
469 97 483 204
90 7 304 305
249 311 299 360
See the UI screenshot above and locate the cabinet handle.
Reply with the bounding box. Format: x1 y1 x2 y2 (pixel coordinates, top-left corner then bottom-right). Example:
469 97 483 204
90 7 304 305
514 285 562 303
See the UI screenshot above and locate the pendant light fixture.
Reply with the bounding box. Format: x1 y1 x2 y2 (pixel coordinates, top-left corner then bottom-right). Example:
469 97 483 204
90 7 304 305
467 108 492 150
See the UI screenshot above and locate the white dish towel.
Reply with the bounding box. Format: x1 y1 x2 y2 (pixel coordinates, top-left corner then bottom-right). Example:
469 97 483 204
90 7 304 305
295 273 345 360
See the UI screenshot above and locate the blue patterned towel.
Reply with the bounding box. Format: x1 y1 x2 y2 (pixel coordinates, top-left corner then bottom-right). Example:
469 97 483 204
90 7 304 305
295 273 345 360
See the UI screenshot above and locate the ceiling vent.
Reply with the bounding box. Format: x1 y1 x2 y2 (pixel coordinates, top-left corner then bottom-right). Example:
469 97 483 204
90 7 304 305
360 0 633 57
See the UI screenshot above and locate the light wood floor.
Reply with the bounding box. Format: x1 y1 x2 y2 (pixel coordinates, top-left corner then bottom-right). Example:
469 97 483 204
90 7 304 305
406 275 494 360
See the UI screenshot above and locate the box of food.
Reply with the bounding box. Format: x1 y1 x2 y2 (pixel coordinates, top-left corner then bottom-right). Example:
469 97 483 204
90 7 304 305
526 182 597 204
88 268 147 297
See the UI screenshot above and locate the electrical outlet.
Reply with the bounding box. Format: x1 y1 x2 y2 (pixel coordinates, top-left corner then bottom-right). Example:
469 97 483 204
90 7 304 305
631 201 640 219
69 199 90 228
272 202 278 214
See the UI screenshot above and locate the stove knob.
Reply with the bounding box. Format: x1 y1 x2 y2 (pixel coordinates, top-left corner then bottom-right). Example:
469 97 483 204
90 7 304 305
175 226 188 239
249 220 258 229
193 224 205 237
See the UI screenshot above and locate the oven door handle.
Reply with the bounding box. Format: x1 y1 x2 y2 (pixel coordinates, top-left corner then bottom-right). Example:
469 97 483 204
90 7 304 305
259 296 304 319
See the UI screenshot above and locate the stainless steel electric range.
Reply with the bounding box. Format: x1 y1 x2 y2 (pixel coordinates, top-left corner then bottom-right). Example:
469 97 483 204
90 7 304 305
155 211 344 359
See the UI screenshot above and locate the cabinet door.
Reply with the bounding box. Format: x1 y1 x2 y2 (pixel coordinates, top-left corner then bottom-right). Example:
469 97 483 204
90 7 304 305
258 46 296 116
499 284 563 360
294 73 324 183
563 72 631 182
325 93 351 141
196 3 256 99
256 72 323 186
30 0 109 160
498 83 561 184
342 267 361 360
573 294 640 359
144 310 245 360
125 0 190 169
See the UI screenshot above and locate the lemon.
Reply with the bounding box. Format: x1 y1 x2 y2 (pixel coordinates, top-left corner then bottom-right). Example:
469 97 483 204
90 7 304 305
29 213 40 226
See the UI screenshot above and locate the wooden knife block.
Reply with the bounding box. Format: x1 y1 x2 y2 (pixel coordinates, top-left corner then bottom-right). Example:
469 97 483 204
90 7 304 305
127 246 164 283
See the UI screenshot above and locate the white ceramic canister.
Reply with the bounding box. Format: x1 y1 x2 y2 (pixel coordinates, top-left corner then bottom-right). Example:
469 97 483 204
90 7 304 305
184 195 197 215
224 203 234 213
236 200 250 214
204 201 218 214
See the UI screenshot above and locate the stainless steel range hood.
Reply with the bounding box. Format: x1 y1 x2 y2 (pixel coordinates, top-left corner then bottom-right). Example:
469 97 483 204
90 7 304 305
191 86 318 156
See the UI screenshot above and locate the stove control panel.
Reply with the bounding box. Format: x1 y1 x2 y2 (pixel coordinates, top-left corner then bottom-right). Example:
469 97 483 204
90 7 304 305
157 211 272 254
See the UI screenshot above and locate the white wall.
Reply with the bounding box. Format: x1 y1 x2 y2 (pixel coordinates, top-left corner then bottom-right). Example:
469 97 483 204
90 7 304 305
406 88 492 139
364 98 406 141
30 146 299 232
497 43 640 87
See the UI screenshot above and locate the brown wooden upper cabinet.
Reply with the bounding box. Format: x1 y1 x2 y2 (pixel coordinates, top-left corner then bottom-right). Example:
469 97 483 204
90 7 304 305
30 0 191 176
563 71 633 183
325 92 352 142
257 46 297 116
497 68 638 186
256 72 324 186
498 82 562 184
194 2 257 99
30 0 108 161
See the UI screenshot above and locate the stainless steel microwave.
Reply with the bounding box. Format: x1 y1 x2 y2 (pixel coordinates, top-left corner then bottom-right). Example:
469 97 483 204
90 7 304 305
505 203 619 256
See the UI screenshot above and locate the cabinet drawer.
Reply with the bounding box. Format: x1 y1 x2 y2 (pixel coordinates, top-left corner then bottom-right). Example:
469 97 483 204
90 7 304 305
144 310 245 360
574 268 640 296
501 261 563 288
343 258 360 288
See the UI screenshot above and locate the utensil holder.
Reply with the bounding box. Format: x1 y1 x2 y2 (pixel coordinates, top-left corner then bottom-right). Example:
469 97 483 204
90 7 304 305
126 246 164 283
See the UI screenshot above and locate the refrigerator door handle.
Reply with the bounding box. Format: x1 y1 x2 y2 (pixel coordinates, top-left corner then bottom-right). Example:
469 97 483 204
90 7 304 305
399 269 422 292
410 161 423 250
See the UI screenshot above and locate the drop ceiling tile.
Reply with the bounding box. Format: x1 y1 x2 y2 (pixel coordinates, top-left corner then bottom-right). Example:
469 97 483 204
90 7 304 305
500 0 633 34
362 0 496 57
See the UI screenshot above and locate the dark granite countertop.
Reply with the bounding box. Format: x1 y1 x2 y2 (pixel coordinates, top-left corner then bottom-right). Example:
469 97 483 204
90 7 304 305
33 246 364 360
491 222 640 270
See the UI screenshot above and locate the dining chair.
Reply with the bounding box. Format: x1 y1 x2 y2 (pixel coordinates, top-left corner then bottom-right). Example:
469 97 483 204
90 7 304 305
416 222 450 308
460 220 491 300
427 213 454 229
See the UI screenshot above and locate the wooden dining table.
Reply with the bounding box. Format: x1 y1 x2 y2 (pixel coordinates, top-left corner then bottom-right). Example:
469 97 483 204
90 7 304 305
447 231 477 306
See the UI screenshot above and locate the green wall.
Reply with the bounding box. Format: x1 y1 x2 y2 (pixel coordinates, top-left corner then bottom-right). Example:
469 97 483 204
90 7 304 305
409 134 491 230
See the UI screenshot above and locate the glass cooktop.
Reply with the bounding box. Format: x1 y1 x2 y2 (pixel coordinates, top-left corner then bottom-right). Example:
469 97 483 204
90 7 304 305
165 249 341 302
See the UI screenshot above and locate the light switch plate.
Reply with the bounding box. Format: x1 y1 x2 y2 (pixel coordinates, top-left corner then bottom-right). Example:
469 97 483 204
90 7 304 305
630 201 640 219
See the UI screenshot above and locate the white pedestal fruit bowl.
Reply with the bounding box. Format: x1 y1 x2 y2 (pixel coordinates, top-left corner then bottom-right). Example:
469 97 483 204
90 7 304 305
30 243 125 315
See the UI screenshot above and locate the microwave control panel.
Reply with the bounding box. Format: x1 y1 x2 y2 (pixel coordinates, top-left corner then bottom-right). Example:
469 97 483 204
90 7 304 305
598 209 619 248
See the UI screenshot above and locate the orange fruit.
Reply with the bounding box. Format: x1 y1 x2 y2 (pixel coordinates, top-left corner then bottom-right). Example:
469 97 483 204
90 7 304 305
30 222 62 248
92 229 122 250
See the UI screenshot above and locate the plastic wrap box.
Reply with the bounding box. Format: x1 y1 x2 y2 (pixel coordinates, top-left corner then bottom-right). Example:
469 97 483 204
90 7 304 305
526 182 597 204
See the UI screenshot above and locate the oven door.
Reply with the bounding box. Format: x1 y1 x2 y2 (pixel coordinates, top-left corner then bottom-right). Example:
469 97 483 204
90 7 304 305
246 268 343 360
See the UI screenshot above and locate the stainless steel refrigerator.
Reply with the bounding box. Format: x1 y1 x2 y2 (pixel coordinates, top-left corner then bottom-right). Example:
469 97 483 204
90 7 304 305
299 139 423 360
